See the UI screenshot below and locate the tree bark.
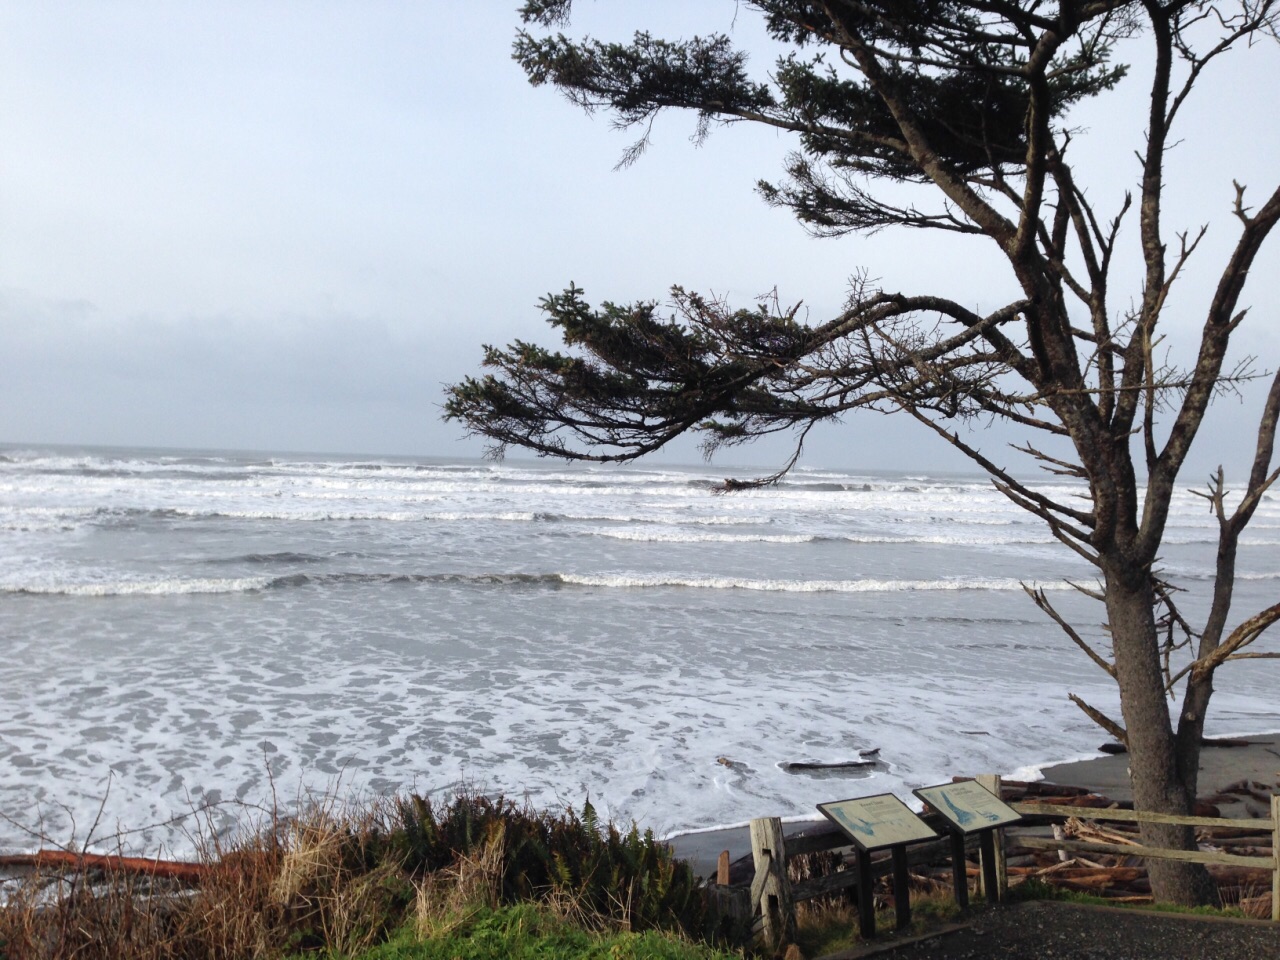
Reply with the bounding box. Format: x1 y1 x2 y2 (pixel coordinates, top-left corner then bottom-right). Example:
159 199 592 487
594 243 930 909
1105 571 1220 906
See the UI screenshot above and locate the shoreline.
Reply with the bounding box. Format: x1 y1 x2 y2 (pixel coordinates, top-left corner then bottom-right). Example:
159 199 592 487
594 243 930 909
667 731 1280 880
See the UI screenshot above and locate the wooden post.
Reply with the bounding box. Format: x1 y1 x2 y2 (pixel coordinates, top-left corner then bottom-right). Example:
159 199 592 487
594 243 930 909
978 830 998 903
750 817 793 950
717 850 730 886
856 848 876 940
949 830 969 909
977 775 1007 901
891 845 911 930
705 883 752 946
1271 794 1278 923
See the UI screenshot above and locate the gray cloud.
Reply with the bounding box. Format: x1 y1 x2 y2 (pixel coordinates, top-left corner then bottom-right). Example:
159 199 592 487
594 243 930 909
1 3 1277 476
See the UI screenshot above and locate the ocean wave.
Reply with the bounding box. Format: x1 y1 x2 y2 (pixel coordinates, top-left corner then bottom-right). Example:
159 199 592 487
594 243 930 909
104 507 543 524
593 530 815 543
209 552 330 565
556 574 1073 593
155 507 762 526
1 577 272 597
835 532 1053 545
0 572 554 597
264 572 557 589
590 529 1058 546
0 570 1078 597
1159 569 1280 583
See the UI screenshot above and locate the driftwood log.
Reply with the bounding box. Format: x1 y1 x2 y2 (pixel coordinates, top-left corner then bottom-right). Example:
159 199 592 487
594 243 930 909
0 850 210 883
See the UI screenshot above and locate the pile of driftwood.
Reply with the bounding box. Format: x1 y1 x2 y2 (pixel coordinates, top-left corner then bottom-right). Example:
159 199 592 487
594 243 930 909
953 778 1278 914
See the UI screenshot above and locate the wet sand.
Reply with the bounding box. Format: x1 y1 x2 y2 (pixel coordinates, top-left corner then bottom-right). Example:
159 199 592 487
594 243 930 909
667 734 1280 880
1039 734 1280 810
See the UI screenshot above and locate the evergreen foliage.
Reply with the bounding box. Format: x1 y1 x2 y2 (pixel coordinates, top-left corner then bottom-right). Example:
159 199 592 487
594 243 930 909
389 793 704 936
447 1 1280 906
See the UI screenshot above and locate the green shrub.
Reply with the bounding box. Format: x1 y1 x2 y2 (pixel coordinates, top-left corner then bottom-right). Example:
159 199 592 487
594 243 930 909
332 903 737 960
388 794 705 938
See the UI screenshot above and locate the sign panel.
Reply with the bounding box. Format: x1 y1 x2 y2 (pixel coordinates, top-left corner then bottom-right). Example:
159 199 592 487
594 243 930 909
913 780 1022 833
817 793 937 851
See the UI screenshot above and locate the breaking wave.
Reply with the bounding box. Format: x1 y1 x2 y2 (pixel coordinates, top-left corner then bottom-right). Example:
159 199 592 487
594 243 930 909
555 573 1072 592
1 571 1078 597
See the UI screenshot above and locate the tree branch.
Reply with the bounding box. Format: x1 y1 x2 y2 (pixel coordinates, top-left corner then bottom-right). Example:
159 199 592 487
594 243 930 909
1070 693 1128 744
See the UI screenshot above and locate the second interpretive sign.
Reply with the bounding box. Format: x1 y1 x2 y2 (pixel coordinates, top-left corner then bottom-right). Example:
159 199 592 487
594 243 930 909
913 780 1022 832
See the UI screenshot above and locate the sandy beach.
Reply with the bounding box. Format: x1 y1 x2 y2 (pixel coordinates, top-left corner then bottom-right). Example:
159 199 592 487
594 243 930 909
1037 734 1280 809
668 734 1280 880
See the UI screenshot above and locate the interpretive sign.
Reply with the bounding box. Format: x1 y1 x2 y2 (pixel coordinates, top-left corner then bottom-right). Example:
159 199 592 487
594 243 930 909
817 793 937 851
913 780 1022 833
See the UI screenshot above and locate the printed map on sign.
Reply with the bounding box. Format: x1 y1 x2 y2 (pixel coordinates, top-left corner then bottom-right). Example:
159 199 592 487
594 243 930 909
818 793 937 851
914 780 1022 833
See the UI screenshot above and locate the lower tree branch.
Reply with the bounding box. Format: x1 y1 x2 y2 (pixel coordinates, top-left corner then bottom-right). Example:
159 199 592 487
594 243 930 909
1024 584 1116 678
1069 693 1128 744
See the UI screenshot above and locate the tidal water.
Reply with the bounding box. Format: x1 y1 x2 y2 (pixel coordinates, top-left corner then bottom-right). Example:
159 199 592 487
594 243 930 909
1 444 1276 855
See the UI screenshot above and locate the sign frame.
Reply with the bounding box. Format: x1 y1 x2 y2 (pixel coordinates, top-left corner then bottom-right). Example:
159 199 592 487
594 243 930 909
816 792 937 852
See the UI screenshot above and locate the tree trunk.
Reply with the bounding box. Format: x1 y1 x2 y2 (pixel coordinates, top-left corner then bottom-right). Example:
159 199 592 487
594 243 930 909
1105 574 1220 906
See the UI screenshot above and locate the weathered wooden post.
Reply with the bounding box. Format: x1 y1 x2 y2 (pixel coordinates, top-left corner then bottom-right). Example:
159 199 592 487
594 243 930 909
856 847 875 938
976 775 1007 902
1272 794 1279 923
948 829 970 909
716 850 730 886
704 872 751 946
749 817 794 950
890 845 912 929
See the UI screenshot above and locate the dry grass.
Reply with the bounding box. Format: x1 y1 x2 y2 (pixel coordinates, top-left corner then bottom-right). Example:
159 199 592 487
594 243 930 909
1221 881 1273 920
410 819 506 943
0 790 704 960
1 795 416 960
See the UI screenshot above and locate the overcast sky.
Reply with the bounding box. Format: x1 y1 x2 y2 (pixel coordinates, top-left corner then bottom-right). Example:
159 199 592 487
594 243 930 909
2 2 1278 475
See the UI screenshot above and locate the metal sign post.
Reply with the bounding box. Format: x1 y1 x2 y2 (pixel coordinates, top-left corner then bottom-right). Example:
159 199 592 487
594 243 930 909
817 793 938 939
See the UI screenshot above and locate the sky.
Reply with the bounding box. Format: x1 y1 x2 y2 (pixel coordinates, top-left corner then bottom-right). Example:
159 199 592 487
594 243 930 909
2 2 1278 476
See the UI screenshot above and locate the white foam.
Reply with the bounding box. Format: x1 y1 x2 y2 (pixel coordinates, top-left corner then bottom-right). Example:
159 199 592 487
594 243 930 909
1 577 271 596
592 530 815 543
558 573 1073 592
2 446 1275 859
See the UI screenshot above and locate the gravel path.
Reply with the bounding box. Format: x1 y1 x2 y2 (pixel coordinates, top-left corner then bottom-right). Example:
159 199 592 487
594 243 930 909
843 901 1280 960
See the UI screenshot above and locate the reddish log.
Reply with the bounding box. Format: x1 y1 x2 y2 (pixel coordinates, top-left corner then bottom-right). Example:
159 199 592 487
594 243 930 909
0 850 210 883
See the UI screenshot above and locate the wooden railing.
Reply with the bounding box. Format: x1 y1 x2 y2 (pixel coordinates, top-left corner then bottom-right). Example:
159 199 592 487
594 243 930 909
706 813 984 949
707 781 1279 950
1009 792 1280 922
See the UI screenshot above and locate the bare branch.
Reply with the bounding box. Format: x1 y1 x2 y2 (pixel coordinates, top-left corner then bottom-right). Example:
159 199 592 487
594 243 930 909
1069 693 1128 744
1191 601 1280 681
1025 584 1116 678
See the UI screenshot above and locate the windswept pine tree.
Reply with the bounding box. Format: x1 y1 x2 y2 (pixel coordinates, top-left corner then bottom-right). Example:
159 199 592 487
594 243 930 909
446 1 1280 905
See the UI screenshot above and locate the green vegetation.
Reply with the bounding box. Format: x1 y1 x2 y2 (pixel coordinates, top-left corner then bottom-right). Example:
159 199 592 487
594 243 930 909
1007 877 1250 919
0 793 708 960
789 890 967 958
384 794 704 933
315 904 739 960
5 787 1264 960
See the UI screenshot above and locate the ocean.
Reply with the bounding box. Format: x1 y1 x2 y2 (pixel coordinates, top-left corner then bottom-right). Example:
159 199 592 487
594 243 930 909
1 444 1276 857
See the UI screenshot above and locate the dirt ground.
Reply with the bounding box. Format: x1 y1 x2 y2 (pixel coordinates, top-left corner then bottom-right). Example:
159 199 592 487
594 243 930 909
832 900 1280 960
